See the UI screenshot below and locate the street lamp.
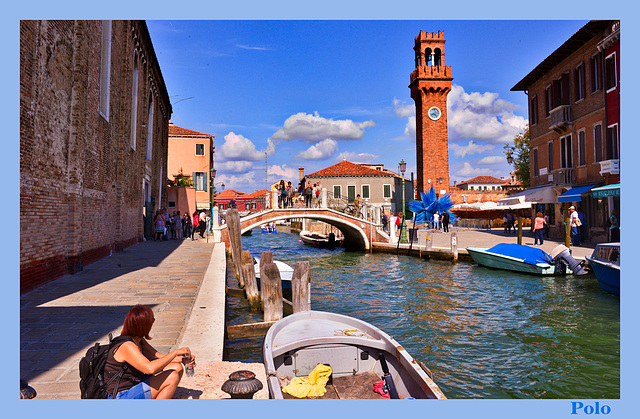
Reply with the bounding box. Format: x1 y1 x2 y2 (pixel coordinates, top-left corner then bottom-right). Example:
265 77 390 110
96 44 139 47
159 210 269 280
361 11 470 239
399 159 408 244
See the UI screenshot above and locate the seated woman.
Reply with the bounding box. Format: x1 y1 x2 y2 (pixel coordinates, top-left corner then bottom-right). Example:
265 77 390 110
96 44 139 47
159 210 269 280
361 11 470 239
104 305 195 399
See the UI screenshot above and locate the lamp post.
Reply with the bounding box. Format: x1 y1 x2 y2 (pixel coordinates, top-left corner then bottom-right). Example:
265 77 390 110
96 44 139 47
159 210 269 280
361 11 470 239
399 159 408 244
210 167 217 212
505 151 522 245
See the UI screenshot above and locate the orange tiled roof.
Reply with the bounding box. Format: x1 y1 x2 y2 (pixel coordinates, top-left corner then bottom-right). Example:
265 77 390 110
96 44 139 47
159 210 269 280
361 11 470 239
247 189 271 198
168 123 212 138
306 160 396 178
216 189 246 199
458 175 506 186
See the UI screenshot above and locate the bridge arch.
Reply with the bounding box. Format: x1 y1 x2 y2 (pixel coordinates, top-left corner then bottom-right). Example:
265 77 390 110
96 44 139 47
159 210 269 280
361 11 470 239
237 209 373 250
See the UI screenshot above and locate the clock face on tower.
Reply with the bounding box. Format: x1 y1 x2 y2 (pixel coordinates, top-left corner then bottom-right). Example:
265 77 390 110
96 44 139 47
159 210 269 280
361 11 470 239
428 106 441 121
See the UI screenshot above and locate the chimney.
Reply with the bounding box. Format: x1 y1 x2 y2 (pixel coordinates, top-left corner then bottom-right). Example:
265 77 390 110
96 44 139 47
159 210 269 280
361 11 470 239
299 167 304 182
454 180 457 187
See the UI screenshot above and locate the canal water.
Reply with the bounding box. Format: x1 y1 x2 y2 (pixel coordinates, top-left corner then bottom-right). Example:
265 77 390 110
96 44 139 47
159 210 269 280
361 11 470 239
225 226 619 399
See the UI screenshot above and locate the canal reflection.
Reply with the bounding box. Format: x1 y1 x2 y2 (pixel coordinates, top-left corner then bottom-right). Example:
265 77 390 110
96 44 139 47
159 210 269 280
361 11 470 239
227 226 619 399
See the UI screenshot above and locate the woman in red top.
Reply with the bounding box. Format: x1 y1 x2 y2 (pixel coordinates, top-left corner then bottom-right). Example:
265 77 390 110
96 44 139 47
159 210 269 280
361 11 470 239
533 211 546 245
191 211 199 240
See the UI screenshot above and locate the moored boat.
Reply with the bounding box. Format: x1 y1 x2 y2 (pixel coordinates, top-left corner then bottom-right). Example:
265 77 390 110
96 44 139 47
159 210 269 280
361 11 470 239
263 310 446 399
585 242 620 295
466 243 587 276
299 231 343 249
253 257 293 290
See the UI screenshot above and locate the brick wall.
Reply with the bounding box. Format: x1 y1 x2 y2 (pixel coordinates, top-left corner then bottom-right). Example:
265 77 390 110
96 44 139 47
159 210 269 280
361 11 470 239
20 20 172 293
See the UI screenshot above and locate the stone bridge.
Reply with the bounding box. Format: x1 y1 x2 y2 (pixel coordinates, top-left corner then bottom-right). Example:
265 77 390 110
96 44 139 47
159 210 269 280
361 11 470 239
219 208 389 250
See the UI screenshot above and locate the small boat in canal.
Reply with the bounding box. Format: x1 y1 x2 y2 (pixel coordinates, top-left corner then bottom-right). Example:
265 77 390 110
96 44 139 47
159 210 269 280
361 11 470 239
585 242 620 295
466 243 588 276
299 231 343 249
263 310 447 399
253 257 293 291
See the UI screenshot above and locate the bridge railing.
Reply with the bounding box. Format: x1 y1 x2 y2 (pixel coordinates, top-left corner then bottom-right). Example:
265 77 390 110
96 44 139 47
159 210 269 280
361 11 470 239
325 190 352 212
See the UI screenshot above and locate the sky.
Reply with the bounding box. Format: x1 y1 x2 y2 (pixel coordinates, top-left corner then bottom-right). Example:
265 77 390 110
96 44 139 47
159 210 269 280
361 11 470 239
146 20 588 193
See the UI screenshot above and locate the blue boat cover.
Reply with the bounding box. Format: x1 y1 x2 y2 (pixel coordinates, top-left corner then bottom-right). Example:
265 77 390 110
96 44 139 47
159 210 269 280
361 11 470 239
486 243 553 265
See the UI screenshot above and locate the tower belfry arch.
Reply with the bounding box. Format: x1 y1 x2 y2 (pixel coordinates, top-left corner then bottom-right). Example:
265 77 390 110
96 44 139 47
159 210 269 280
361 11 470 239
409 30 453 197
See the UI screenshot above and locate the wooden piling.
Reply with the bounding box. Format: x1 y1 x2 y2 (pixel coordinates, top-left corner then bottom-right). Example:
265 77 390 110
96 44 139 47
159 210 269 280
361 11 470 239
226 209 245 287
261 262 283 322
241 250 261 310
291 261 311 312
259 251 273 276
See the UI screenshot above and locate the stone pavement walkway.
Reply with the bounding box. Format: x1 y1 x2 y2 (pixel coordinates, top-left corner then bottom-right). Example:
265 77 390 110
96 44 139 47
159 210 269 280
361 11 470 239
20 236 216 399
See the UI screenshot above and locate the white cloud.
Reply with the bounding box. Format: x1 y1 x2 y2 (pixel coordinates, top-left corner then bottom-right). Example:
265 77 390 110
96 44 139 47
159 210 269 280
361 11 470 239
454 162 501 180
216 171 256 189
336 151 379 163
447 85 527 145
477 155 506 165
295 139 338 160
393 98 414 118
269 164 297 179
450 140 495 158
270 112 375 143
218 132 275 161
218 160 254 173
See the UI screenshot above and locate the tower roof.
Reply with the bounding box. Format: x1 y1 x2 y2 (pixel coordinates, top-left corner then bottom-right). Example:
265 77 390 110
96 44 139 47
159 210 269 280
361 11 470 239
168 122 213 138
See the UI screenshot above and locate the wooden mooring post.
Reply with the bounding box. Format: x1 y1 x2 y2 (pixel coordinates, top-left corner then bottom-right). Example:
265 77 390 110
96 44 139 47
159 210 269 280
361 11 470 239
291 261 311 312
241 250 261 310
451 232 458 262
261 262 283 322
226 209 245 287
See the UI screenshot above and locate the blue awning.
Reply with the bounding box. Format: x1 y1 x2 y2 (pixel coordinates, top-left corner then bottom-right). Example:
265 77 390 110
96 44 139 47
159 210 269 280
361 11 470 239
557 184 598 203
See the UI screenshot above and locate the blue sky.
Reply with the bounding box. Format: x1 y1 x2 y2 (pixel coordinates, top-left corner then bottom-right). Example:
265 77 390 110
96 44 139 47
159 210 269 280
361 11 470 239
147 20 588 193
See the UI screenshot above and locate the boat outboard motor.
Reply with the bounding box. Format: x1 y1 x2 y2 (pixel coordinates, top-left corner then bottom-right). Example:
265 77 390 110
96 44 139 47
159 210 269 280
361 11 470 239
549 245 588 275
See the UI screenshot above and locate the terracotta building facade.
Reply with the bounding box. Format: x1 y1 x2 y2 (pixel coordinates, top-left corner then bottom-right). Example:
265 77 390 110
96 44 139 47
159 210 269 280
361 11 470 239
511 20 620 242
166 123 215 218
20 20 172 293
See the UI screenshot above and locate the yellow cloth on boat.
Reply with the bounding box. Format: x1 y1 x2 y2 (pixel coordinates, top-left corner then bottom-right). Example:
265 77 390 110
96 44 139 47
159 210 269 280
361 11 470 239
282 364 333 398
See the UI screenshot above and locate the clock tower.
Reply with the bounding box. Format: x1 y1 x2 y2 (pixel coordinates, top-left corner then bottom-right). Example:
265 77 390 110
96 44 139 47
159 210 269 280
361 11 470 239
409 30 453 196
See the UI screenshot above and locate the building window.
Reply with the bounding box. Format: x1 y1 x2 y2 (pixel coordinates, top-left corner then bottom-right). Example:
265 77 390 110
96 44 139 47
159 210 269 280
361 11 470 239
574 62 585 102
544 85 552 117
333 185 341 198
195 144 205 156
590 52 602 93
146 93 154 160
362 184 370 199
547 140 554 171
130 50 139 149
594 124 603 163
168 201 176 208
194 172 207 191
560 135 572 169
530 95 538 125
347 185 356 202
532 148 539 177
605 52 617 92
383 184 391 198
99 20 112 120
552 72 570 108
578 130 586 167
606 124 619 160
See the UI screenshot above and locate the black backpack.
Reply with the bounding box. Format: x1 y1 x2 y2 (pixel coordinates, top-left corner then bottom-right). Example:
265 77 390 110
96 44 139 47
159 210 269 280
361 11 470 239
79 333 133 399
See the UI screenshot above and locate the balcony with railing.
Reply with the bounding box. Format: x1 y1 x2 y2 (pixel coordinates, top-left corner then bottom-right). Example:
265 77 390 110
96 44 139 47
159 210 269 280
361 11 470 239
550 168 574 186
599 159 620 175
549 105 573 133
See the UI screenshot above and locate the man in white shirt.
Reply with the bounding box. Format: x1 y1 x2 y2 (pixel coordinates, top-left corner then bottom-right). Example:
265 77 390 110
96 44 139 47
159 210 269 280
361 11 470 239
433 212 440 231
569 206 580 246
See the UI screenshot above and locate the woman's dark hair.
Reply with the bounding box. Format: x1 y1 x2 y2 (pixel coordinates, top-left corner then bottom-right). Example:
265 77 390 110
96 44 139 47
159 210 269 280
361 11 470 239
121 305 154 340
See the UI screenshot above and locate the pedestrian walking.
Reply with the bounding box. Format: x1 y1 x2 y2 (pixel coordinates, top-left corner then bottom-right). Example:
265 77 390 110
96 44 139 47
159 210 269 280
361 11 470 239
609 209 620 242
174 211 182 240
533 211 545 245
569 206 581 246
442 211 450 233
191 211 199 240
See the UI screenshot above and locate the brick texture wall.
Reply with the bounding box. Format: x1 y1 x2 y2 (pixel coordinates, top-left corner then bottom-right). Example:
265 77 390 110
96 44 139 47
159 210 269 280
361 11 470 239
20 20 172 293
